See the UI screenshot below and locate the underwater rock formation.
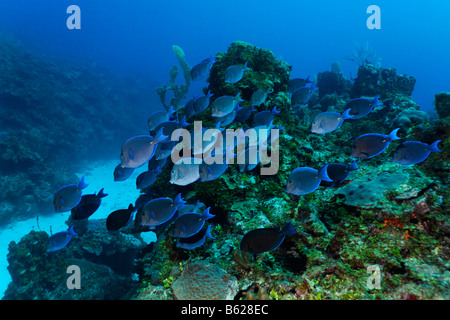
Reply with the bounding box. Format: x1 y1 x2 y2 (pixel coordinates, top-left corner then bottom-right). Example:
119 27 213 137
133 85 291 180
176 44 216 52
392 107 428 133
4 40 449 300
434 92 450 119
0 33 152 225
352 64 416 98
316 64 352 99
171 260 238 300
3 219 146 299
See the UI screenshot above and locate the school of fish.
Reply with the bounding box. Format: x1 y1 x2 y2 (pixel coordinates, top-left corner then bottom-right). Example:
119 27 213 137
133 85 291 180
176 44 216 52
49 57 441 257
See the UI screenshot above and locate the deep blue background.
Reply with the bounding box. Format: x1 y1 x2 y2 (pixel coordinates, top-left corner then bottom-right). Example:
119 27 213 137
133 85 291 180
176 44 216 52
0 0 449 112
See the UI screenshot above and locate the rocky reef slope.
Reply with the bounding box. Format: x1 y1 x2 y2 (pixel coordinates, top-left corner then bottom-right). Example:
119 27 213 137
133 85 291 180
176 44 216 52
4 41 449 300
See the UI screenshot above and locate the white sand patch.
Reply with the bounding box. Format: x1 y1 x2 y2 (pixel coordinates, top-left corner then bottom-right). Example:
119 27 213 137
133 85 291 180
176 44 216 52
0 159 156 299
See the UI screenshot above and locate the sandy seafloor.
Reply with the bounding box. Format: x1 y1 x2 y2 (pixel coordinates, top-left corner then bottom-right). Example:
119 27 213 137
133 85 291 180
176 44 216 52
0 159 157 298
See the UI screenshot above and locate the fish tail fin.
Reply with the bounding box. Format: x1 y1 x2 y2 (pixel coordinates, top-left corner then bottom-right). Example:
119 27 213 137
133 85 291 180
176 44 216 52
282 222 296 236
154 167 163 174
180 116 190 128
153 127 169 144
208 55 216 66
272 106 280 114
430 140 442 152
373 94 382 106
167 105 176 115
78 176 89 190
341 108 353 120
387 128 401 142
68 225 78 237
309 82 318 91
319 165 333 182
202 207 215 221
97 188 108 198
128 203 135 212
205 225 215 239
174 193 187 209
349 160 358 171
234 92 243 103
243 61 251 71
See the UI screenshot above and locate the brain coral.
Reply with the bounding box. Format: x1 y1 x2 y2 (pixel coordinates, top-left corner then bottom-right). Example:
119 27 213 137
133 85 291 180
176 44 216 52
172 260 238 300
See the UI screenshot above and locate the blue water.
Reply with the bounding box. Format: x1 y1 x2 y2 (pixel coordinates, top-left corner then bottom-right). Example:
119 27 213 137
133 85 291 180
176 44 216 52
1 0 449 112
0 0 449 300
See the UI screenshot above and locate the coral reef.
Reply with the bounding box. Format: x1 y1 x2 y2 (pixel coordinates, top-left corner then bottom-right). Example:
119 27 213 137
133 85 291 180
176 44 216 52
392 107 428 133
171 259 238 300
135 41 448 301
344 41 382 68
434 92 450 119
316 64 352 99
351 64 416 98
3 219 146 299
0 32 152 225
4 40 449 300
155 45 191 111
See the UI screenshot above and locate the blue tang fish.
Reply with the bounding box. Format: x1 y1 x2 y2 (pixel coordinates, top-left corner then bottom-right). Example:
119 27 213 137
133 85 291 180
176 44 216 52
170 157 201 186
252 106 280 127
154 140 177 160
54 176 88 212
120 128 168 169
224 61 251 84
320 161 358 187
178 200 204 215
184 96 198 120
141 193 186 229
311 108 352 134
194 90 213 113
172 207 214 238
235 105 256 122
199 154 229 182
393 140 441 165
352 128 401 159
237 146 260 172
148 155 167 171
106 204 135 231
191 56 215 81
153 117 190 143
291 83 317 107
286 166 332 195
114 163 134 181
148 106 175 131
71 188 108 220
288 77 311 96
240 222 296 254
250 88 272 106
214 103 240 126
211 92 243 117
136 168 162 190
46 226 77 252
176 225 214 250
346 95 382 119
